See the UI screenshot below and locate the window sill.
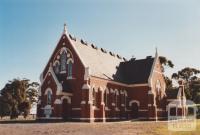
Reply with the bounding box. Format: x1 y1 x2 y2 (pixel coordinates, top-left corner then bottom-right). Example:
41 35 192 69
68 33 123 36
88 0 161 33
93 106 100 110
115 107 120 111
105 106 111 111
67 76 75 80
60 71 66 74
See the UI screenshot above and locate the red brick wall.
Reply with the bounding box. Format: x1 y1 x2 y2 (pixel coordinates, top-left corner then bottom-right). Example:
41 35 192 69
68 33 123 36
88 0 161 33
38 33 86 119
37 33 167 121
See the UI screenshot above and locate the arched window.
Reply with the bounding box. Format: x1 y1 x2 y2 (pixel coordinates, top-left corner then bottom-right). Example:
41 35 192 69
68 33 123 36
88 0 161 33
156 80 161 92
67 61 73 78
60 51 67 72
156 80 162 100
92 88 96 106
124 90 127 108
47 91 52 105
53 62 60 74
115 90 119 108
104 89 109 107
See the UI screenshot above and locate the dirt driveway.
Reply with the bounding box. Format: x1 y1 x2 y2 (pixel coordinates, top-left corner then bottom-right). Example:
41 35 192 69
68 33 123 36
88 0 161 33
0 120 199 135
0 121 165 135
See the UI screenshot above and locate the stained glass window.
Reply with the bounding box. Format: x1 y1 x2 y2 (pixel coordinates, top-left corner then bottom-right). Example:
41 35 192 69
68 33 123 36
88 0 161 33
47 91 52 105
60 51 67 72
67 61 73 78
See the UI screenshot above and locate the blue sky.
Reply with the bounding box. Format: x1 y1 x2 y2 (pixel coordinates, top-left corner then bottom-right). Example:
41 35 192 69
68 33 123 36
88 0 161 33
0 0 200 88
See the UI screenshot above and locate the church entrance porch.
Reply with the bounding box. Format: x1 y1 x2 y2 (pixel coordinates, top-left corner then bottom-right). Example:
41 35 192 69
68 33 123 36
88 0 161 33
131 103 139 119
62 98 71 121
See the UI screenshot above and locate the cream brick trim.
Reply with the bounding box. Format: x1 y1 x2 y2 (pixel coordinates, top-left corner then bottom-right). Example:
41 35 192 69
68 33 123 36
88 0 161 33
93 106 100 110
115 89 119 95
121 104 125 107
53 60 60 66
139 109 148 112
148 90 154 95
153 70 163 74
56 92 73 96
54 99 62 104
61 95 71 104
115 107 120 111
81 101 86 104
101 102 105 106
82 83 91 90
44 88 53 95
105 88 110 94
88 100 93 105
129 100 140 106
71 117 125 120
148 51 158 88
110 88 115 93
105 106 111 111
84 67 90 81
40 26 87 85
41 66 62 95
112 103 116 106
129 83 148 87
91 76 150 88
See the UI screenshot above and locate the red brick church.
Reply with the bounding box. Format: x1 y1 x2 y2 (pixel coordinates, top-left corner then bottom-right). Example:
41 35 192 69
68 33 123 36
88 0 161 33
37 24 168 122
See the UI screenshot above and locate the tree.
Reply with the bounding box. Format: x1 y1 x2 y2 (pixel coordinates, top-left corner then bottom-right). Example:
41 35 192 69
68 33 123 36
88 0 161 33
0 78 39 119
0 96 11 119
172 67 200 101
159 56 174 90
159 56 174 72
164 76 173 90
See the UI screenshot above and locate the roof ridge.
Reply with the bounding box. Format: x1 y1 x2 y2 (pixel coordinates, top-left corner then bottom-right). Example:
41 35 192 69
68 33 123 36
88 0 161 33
69 33 127 61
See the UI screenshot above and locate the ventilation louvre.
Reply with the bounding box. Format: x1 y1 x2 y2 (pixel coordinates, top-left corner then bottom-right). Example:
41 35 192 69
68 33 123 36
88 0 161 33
116 54 122 59
69 34 76 41
109 51 115 56
80 39 88 45
123 57 127 61
91 44 98 49
101 48 107 53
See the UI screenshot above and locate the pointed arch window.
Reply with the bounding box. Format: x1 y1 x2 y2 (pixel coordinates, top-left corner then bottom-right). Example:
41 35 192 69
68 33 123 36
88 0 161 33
92 88 97 106
104 89 109 107
53 62 60 74
47 91 52 105
156 80 162 100
115 90 119 107
67 61 73 78
60 51 67 73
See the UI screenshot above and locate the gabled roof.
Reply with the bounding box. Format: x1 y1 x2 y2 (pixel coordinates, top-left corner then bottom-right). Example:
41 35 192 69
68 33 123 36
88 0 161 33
68 34 155 84
69 36 125 80
115 57 155 84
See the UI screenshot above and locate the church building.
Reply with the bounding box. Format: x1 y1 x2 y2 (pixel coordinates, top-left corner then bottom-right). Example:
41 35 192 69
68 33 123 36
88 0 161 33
37 24 168 122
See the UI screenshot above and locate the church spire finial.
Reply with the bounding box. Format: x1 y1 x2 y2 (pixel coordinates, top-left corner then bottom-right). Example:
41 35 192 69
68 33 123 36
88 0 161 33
155 47 158 57
63 23 67 34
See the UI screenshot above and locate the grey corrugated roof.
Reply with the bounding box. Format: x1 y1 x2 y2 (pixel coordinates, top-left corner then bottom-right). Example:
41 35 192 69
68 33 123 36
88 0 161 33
115 58 154 84
70 37 124 80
